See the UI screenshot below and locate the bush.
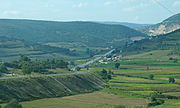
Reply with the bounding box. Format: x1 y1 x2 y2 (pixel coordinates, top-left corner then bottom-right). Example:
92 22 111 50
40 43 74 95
76 67 81 71
148 92 164 107
0 64 8 73
148 99 164 107
115 63 120 69
114 105 126 108
149 74 154 80
169 77 175 83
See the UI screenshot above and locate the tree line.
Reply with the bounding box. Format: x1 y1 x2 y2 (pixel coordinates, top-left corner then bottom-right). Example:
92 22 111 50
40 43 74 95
0 55 69 75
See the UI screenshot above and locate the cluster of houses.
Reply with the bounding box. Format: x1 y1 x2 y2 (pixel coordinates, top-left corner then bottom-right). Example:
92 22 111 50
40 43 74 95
98 54 122 64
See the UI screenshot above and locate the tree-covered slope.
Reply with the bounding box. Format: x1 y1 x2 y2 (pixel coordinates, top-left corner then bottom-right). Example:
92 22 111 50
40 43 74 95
123 29 180 55
0 19 146 47
138 13 180 36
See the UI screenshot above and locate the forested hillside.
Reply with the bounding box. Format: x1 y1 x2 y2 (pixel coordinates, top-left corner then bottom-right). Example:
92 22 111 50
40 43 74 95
0 19 146 47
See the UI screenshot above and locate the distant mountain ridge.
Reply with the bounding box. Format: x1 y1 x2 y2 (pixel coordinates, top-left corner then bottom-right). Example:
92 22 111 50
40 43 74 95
138 13 180 36
97 21 152 29
0 19 146 47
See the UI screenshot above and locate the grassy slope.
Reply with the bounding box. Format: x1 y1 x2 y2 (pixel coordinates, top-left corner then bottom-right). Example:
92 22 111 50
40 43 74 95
0 73 105 103
21 92 147 108
0 36 81 61
89 52 180 107
123 29 180 59
4 51 180 108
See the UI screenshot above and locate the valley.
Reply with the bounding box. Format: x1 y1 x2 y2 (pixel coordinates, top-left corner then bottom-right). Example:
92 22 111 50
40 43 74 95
0 9 180 108
4 51 180 108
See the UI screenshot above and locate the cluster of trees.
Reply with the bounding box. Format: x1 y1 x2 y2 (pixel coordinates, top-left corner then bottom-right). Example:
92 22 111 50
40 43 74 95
148 92 164 107
115 63 120 69
169 77 175 83
99 69 113 80
0 55 69 75
149 74 154 80
169 57 178 63
148 74 175 83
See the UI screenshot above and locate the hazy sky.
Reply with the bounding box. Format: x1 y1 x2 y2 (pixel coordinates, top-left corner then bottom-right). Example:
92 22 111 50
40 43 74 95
0 0 179 24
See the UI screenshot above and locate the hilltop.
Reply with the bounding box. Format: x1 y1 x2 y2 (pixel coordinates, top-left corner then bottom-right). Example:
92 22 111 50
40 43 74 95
138 13 180 36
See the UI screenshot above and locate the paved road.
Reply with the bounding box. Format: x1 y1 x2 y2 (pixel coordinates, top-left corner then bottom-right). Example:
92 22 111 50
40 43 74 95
0 49 115 80
72 49 115 70
0 72 88 80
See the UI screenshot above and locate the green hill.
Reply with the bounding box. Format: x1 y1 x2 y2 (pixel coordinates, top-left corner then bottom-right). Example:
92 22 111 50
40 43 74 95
138 13 180 36
123 29 180 57
0 73 105 103
0 36 75 61
0 19 146 47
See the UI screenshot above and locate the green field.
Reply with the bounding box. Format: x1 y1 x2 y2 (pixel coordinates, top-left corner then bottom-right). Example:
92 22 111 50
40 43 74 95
21 92 148 108
8 53 177 108
1 48 180 108
89 55 180 107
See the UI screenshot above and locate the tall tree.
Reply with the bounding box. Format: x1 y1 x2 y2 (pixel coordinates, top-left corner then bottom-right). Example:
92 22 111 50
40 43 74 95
169 77 175 83
115 63 120 69
22 63 32 74
149 74 154 80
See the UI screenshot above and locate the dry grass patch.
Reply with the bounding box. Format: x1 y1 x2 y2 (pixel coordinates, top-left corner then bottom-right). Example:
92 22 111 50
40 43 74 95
62 92 148 106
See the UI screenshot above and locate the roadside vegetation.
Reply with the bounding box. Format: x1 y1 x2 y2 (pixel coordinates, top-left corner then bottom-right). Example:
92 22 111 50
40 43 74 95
0 55 69 77
5 51 178 108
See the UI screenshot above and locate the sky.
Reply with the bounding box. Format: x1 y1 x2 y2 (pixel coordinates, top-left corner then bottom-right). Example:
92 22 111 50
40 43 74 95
0 0 180 24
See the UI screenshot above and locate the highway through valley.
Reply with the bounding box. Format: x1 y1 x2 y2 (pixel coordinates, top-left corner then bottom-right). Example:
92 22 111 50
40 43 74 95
0 49 115 80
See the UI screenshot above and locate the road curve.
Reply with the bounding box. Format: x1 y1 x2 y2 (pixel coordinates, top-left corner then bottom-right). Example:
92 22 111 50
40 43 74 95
72 49 115 70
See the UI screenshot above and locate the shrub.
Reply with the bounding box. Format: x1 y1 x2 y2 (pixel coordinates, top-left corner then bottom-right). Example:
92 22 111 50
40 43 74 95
149 74 154 80
76 67 81 71
148 99 164 107
115 63 120 69
0 64 8 73
169 77 175 83
114 105 126 108
148 92 164 107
